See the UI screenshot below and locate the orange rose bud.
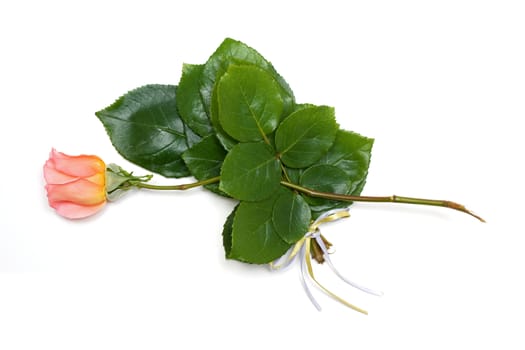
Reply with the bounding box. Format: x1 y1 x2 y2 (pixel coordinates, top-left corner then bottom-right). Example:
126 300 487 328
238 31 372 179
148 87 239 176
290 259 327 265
44 149 107 219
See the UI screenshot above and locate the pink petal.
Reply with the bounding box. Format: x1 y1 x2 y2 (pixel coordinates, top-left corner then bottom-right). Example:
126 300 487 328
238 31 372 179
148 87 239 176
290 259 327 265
52 201 106 219
85 172 105 186
46 179 106 206
44 162 78 184
50 149 105 178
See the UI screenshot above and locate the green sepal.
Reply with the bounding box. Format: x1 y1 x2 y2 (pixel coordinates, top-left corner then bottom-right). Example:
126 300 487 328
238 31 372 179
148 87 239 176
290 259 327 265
105 163 153 201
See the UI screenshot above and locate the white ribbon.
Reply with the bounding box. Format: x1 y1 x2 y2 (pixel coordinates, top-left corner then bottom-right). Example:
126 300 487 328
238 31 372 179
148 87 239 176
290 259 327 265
270 208 383 313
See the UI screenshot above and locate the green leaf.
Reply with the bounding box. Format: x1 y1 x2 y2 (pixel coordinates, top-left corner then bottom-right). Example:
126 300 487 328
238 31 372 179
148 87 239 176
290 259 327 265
200 38 294 117
210 85 238 151
182 135 227 195
95 84 190 178
200 38 269 115
219 142 281 201
184 123 202 148
201 39 295 151
292 103 317 114
222 205 238 258
282 167 302 184
272 188 311 243
228 195 291 264
300 164 351 212
217 65 284 142
176 64 213 137
275 106 338 168
318 129 374 195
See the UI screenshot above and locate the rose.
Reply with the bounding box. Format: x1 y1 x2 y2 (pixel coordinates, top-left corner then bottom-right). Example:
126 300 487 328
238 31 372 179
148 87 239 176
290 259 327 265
43 39 484 314
43 149 107 219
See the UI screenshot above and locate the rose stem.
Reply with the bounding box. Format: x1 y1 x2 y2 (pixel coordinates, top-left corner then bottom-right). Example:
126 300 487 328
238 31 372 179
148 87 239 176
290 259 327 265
132 176 484 222
281 181 485 223
134 176 221 191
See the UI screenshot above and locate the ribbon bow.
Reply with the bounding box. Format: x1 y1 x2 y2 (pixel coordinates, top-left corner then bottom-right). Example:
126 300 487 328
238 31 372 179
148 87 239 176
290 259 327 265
270 208 382 314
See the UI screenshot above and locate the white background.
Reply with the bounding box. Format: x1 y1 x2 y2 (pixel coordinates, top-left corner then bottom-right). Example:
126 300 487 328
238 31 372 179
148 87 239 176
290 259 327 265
1 0 524 349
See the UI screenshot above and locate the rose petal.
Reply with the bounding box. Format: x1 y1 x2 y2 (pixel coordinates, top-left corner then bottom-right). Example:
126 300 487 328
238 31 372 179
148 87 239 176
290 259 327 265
46 179 106 206
52 201 106 219
85 172 105 186
50 149 105 178
44 162 78 184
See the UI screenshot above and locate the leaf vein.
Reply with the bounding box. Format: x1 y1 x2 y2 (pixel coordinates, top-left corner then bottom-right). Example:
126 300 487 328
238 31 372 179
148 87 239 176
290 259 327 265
281 119 325 155
100 114 185 138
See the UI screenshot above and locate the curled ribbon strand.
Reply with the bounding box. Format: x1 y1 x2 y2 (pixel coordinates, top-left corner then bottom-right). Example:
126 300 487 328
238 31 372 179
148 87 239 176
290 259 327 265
270 208 383 314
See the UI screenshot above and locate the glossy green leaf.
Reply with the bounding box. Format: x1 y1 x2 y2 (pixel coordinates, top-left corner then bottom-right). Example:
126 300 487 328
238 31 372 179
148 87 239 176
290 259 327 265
95 84 190 178
217 65 284 142
222 205 237 258
184 124 202 148
293 103 316 111
282 167 302 184
300 164 351 212
219 142 281 201
318 129 374 195
229 195 291 264
200 38 294 117
272 188 311 243
203 39 271 150
201 39 295 150
210 85 238 151
275 106 338 168
200 38 269 115
182 135 227 195
176 64 213 137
